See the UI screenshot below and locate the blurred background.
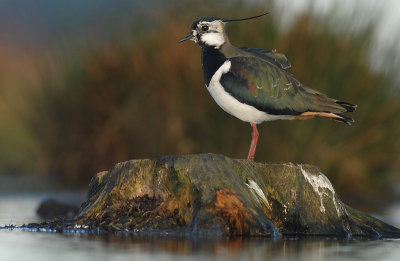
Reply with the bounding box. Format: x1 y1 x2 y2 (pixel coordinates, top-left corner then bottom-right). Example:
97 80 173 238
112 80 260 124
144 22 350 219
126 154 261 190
0 0 399 212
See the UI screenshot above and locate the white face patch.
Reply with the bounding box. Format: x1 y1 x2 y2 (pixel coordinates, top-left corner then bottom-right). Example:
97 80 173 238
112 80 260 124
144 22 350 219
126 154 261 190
200 32 225 48
197 20 226 48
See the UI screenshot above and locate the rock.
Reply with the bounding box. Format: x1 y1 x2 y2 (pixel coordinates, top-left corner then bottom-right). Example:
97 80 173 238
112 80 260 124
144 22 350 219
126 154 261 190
37 198 79 219
75 154 400 238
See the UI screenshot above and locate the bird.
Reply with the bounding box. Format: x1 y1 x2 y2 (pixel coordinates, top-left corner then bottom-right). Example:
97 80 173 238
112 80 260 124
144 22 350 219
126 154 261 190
178 12 356 161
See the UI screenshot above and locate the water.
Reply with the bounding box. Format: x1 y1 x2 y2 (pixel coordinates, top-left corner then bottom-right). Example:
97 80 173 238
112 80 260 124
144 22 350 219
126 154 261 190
1 231 400 261
1 194 400 261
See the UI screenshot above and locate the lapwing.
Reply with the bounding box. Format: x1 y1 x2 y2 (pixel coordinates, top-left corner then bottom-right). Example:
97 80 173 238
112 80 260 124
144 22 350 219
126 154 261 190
178 12 356 161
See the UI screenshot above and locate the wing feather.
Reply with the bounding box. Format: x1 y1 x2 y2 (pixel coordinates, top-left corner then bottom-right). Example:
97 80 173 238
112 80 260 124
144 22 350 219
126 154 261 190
220 56 351 116
239 47 291 69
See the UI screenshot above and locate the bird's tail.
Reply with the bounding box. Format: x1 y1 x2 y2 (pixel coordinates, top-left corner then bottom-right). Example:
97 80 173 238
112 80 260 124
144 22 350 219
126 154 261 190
294 101 357 125
295 101 357 125
294 85 357 124
331 101 357 124
295 86 357 125
330 112 354 125
335 101 357 113
294 111 353 124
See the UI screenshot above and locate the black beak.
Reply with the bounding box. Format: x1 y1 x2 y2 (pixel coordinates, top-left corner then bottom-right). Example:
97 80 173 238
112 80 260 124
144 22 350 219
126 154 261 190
178 33 193 43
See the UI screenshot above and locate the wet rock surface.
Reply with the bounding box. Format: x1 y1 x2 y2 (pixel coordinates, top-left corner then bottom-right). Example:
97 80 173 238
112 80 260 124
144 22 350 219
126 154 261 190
74 154 400 238
5 154 400 238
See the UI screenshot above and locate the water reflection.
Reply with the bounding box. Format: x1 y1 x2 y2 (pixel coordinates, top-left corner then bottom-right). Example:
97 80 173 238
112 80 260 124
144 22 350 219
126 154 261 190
2 231 397 261
81 234 400 260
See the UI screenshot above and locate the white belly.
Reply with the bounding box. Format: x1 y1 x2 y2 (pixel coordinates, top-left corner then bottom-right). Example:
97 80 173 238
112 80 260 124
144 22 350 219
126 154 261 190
207 60 289 124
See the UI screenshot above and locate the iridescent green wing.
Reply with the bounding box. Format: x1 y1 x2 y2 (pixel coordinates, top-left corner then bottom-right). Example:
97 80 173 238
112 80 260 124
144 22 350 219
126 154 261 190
221 56 346 115
239 47 291 70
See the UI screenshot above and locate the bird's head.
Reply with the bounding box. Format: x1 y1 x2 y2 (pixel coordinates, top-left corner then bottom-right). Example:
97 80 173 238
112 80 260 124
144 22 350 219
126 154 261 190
178 17 227 49
178 12 269 49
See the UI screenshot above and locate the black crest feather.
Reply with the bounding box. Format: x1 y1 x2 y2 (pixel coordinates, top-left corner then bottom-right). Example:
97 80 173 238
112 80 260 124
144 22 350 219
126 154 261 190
223 12 269 23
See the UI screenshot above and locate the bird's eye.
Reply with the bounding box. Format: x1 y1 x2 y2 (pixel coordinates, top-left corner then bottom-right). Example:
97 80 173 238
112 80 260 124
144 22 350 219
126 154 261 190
201 25 209 31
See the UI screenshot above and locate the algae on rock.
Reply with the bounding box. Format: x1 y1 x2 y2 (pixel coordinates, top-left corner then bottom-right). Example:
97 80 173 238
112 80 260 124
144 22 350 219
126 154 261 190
76 154 400 238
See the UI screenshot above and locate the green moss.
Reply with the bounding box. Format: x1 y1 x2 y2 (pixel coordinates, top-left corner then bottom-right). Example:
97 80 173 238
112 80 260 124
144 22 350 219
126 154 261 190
77 154 400 238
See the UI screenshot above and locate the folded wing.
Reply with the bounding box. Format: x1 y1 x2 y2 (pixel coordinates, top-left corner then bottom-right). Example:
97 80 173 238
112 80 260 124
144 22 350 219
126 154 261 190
220 56 356 123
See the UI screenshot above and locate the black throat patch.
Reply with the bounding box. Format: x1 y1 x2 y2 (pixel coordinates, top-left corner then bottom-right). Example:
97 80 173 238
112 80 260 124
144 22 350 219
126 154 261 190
201 46 227 86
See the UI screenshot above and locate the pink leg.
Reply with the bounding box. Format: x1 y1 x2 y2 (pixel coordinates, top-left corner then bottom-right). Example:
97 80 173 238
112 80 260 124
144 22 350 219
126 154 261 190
247 123 259 161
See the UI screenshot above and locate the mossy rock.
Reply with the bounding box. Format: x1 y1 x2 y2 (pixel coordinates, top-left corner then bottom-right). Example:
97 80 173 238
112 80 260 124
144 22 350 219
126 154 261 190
76 154 400 238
